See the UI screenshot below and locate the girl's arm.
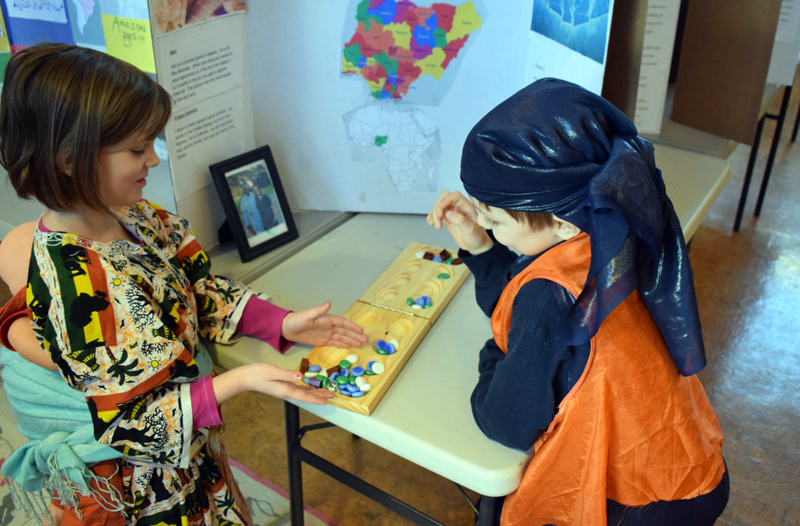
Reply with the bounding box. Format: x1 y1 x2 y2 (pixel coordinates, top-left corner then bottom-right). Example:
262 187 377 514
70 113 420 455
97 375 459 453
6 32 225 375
141 202 366 349
0 221 36 292
0 222 58 370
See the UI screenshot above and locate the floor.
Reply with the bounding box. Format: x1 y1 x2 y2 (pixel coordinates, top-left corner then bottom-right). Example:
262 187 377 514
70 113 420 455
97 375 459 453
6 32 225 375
3 95 800 525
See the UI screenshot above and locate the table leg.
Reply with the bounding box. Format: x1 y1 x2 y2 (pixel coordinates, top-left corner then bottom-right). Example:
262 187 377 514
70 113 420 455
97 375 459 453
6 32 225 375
476 496 500 526
285 401 305 526
734 117 766 232
754 86 792 217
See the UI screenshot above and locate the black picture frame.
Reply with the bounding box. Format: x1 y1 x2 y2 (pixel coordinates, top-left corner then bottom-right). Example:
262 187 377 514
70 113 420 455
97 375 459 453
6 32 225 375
210 145 298 263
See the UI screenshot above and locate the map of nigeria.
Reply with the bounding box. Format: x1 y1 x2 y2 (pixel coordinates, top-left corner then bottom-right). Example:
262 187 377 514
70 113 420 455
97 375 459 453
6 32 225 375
342 0 482 101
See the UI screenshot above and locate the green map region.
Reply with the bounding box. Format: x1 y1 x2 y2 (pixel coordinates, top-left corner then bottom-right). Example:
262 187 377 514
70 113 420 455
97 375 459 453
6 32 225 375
343 0 482 100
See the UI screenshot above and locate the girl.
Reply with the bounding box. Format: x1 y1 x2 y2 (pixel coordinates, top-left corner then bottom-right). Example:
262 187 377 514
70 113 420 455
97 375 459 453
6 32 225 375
0 42 367 525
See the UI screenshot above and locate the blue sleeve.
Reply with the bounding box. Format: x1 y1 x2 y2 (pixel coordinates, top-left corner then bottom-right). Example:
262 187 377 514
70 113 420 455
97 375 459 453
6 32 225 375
459 243 519 318
470 278 590 452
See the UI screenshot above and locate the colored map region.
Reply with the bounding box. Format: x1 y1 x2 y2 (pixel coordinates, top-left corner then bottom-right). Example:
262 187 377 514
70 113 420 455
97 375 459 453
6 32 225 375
532 0 610 64
342 0 482 102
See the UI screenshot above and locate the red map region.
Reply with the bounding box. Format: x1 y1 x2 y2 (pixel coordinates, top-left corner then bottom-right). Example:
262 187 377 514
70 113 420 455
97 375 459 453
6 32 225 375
396 1 417 25
441 35 467 68
432 3 456 31
363 63 388 83
345 22 395 57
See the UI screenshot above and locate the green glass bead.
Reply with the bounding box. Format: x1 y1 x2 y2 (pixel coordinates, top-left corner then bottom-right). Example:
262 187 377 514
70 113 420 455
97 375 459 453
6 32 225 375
376 349 389 355
339 360 351 369
407 297 415 306
365 371 376 375
423 302 432 309
437 273 449 279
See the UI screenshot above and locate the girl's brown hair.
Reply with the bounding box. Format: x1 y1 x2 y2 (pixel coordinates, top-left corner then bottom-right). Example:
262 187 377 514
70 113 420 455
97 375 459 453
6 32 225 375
0 43 172 212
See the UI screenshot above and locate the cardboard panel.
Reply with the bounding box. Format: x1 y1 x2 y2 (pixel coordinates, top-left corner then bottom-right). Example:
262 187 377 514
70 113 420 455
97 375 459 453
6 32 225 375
670 0 782 145
601 0 648 119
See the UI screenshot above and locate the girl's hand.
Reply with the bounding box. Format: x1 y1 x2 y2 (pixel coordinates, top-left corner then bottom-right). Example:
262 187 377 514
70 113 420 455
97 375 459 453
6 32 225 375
427 190 493 254
282 301 369 348
214 362 335 405
247 363 335 405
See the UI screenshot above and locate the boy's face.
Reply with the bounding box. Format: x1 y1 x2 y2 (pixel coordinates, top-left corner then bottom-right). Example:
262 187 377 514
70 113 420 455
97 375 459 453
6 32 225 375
471 198 565 256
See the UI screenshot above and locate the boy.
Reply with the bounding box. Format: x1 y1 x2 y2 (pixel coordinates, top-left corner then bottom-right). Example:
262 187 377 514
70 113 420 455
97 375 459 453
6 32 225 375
428 79 728 525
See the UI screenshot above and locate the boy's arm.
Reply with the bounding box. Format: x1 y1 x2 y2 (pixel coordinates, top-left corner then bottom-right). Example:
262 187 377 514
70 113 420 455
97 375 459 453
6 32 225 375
470 279 590 451
427 190 493 254
460 243 519 317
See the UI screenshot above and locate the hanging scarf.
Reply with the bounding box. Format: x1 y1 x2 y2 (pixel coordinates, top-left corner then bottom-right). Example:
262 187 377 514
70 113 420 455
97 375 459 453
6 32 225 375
461 78 705 376
0 340 214 521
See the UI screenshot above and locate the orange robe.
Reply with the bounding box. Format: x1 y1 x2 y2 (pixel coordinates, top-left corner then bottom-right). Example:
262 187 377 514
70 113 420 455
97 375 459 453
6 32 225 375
491 233 725 526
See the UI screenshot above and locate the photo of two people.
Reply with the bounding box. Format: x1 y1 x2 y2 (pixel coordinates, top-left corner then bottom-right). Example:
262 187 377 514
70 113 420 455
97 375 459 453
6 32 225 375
210 145 298 262
226 159 289 247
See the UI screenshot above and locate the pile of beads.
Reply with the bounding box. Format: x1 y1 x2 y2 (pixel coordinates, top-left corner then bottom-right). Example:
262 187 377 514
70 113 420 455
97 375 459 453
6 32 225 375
298 354 385 397
414 248 463 265
374 338 399 355
408 295 432 309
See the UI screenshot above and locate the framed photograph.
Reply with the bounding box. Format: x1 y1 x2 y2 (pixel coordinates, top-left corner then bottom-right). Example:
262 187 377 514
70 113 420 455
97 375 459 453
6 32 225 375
210 145 298 262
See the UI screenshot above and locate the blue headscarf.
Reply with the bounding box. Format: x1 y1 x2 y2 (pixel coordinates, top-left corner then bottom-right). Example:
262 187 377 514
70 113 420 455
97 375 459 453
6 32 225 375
461 78 705 376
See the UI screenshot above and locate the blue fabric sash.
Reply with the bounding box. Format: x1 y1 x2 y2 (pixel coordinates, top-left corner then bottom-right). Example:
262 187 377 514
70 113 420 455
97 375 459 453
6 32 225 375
0 340 214 513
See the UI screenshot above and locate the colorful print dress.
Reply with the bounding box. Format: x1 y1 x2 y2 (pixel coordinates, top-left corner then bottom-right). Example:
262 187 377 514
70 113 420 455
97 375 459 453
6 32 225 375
26 200 254 525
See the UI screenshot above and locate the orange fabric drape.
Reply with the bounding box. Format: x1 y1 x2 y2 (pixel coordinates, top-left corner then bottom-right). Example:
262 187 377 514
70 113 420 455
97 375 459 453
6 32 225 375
491 234 725 526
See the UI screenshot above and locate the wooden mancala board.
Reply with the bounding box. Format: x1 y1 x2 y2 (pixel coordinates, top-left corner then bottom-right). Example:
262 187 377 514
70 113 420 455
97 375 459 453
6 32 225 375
297 242 471 415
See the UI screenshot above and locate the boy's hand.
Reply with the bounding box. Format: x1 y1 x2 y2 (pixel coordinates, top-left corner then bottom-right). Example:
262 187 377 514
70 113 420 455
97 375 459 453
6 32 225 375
427 191 493 254
282 301 369 349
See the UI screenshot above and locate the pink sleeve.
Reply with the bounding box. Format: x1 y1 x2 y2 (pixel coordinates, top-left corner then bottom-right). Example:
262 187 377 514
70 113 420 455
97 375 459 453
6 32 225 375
236 296 294 354
190 376 223 429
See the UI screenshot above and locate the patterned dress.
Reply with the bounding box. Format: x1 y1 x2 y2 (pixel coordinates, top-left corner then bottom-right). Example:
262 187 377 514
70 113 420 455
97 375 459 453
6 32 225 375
26 200 254 525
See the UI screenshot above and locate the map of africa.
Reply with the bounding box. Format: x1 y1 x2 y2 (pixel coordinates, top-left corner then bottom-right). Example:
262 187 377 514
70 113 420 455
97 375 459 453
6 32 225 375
342 0 482 101
341 0 483 193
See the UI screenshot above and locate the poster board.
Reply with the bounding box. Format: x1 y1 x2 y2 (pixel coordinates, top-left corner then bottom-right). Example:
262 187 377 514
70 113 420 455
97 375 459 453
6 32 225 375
632 0 682 134
244 0 633 217
0 0 155 74
0 0 177 229
670 0 783 145
153 11 255 251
